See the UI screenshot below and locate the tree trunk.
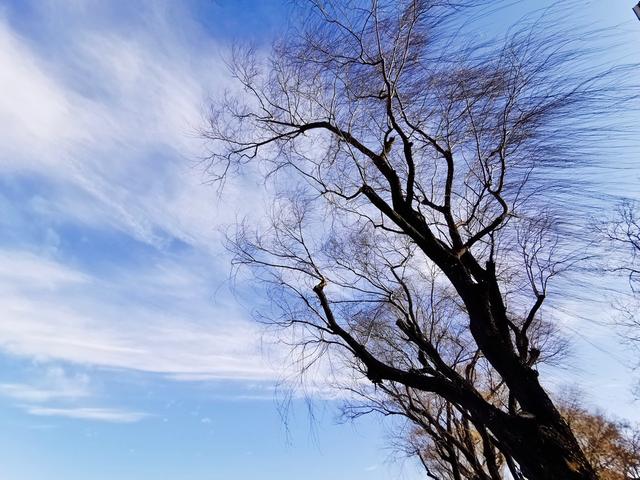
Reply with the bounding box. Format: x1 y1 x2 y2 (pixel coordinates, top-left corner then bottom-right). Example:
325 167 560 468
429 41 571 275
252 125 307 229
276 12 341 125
486 413 597 480
461 286 598 479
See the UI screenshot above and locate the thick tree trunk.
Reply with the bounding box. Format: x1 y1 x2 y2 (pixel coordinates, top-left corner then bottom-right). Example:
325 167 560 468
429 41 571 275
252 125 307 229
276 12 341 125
460 287 598 479
486 413 597 480
418 242 598 479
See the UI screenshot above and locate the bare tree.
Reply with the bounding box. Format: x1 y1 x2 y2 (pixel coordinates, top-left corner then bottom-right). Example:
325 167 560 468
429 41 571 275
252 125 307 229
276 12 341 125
205 1 632 478
602 201 640 333
599 201 640 397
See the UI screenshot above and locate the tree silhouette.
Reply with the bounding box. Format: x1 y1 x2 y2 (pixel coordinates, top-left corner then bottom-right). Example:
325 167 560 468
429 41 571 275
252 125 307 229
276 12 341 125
206 1 634 478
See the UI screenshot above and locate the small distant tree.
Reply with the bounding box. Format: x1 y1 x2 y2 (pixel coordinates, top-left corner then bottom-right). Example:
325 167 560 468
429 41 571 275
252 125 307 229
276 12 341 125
599 200 640 400
205 1 632 478
602 201 640 337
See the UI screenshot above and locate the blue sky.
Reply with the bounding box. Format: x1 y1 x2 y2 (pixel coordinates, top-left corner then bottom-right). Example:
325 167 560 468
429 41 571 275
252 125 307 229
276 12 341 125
0 1 638 479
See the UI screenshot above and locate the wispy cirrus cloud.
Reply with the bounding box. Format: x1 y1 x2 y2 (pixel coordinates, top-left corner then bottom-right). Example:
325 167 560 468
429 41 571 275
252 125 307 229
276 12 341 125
24 406 149 423
0 0 283 416
0 0 265 249
0 0 352 423
0 365 150 423
0 249 278 381
0 366 90 403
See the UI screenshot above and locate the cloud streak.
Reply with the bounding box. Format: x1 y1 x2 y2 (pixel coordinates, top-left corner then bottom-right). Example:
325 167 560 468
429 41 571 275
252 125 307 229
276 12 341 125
0 367 90 403
0 249 278 381
0 1 285 411
0 0 264 249
0 365 152 424
24 406 149 423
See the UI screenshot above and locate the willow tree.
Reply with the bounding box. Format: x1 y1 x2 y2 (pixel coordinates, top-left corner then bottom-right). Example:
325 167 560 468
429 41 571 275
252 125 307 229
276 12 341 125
206 1 625 478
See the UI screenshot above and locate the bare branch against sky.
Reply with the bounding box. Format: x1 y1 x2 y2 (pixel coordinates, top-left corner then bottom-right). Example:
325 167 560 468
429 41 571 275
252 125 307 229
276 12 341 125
206 1 639 478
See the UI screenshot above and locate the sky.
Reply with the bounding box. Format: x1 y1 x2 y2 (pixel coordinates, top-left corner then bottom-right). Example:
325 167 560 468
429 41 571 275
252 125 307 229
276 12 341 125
0 1 638 479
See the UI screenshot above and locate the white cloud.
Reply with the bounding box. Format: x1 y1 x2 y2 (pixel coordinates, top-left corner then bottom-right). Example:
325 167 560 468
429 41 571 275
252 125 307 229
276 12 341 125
0 249 278 381
25 406 148 423
0 0 347 411
0 4 264 249
0 364 151 424
0 19 78 169
0 0 278 388
0 367 90 403
0 250 89 290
